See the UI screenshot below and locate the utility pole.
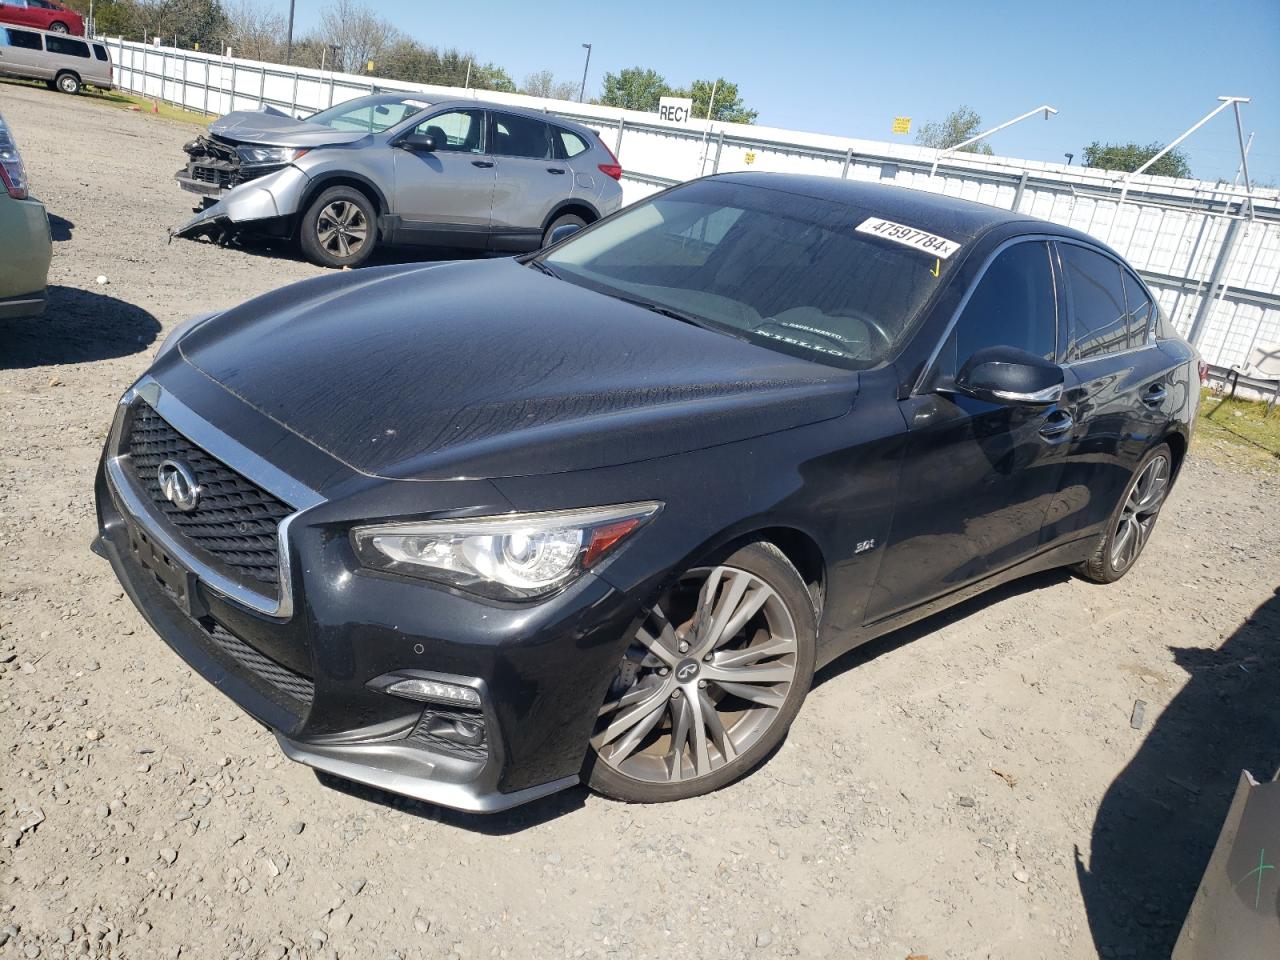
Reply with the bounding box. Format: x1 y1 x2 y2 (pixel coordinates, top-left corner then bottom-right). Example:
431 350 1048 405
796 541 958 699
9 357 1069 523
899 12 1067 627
579 43 591 102
285 0 296 65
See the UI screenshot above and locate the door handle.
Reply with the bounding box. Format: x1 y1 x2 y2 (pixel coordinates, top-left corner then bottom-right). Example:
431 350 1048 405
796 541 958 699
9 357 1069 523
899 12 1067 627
546 167 566 174
1142 384 1167 407
1038 410 1074 441
471 160 494 168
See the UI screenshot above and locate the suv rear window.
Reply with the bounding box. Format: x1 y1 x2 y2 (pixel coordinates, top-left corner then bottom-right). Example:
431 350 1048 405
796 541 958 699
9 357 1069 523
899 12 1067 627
2 28 43 50
93 43 109 61
554 128 589 159
46 35 89 58
492 113 550 160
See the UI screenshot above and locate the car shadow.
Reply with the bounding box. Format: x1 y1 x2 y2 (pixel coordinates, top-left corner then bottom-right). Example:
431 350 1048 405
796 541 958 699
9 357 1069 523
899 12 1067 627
0 285 161 368
188 232 496 269
814 568 1071 687
1075 586 1280 955
48 213 74 241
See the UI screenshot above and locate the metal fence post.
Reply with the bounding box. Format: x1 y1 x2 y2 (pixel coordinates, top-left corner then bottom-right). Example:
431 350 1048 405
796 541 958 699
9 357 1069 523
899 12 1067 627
841 147 853 179
711 130 725 174
290 70 300 116
1187 215 1241 348
258 65 266 108
614 116 624 156
1012 171 1029 212
203 50 210 114
229 60 237 113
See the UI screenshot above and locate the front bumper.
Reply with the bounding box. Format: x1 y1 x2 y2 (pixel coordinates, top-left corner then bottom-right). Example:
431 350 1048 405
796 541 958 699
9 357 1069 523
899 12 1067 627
93 376 644 812
170 164 310 242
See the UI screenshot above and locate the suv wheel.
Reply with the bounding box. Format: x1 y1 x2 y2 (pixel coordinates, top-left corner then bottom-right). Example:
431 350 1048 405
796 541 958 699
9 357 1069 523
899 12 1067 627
55 71 80 95
1074 443 1172 583
299 186 377 269
586 541 817 803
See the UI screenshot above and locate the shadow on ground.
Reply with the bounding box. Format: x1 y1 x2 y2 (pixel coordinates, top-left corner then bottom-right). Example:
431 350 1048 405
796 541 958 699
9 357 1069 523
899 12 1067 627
0 285 160 368
185 232 488 269
48 213 74 241
1075 586 1280 955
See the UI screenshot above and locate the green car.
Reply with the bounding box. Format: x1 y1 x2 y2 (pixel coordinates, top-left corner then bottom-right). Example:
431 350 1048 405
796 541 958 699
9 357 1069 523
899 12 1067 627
0 111 51 320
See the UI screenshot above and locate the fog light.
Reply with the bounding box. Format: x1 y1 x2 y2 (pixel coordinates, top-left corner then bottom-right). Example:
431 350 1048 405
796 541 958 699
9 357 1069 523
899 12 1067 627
384 677 481 708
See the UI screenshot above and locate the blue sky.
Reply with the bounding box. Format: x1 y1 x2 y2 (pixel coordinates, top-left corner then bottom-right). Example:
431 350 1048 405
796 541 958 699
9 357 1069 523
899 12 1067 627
289 0 1280 184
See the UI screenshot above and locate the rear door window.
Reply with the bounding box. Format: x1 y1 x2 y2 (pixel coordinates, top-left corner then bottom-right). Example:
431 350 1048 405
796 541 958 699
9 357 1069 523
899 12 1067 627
3 28 44 50
93 43 109 61
1122 271 1153 348
492 113 550 160
1061 244 1130 360
46 35 89 58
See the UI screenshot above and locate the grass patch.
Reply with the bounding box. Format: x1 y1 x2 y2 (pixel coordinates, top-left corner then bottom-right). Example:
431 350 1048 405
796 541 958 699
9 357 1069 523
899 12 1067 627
1 76 214 125
1197 388 1280 472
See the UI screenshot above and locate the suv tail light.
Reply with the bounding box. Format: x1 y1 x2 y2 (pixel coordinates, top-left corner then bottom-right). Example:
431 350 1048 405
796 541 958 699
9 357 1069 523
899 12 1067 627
596 135 623 181
0 120 29 200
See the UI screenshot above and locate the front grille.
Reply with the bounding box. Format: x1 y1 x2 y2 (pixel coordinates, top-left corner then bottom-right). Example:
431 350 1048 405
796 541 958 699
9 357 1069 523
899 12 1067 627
188 161 274 191
125 402 292 598
406 706 489 762
202 618 314 708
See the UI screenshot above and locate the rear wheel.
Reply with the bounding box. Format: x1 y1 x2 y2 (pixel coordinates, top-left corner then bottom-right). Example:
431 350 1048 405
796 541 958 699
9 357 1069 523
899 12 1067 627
586 541 816 803
55 71 80 95
542 212 586 248
298 186 376 268
1074 443 1172 583
49 20 69 32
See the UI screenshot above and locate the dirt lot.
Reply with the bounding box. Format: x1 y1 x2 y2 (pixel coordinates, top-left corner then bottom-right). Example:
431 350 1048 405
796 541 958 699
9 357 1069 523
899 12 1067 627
1 80 1278 960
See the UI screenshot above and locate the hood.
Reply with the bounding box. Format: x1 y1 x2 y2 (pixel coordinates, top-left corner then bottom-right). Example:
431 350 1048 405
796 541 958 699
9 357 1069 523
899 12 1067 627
208 108 370 148
178 259 856 481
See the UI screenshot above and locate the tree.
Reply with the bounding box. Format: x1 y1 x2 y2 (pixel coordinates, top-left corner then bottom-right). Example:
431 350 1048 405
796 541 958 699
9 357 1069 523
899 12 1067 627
1081 141 1192 180
599 67 668 112
315 0 395 73
672 78 756 124
915 106 993 154
521 69 577 101
223 0 286 60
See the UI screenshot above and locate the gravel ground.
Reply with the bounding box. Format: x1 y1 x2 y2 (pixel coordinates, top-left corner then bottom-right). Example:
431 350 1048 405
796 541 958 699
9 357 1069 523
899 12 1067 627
1 80 1278 960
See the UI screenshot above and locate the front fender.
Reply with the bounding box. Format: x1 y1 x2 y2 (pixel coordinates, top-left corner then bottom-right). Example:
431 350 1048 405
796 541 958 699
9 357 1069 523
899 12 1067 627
170 165 311 239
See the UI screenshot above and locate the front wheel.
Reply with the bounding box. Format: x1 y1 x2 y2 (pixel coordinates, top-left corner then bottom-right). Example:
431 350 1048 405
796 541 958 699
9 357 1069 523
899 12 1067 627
298 186 377 268
55 71 80 95
48 20 69 32
542 213 586 248
586 541 817 803
1074 443 1173 583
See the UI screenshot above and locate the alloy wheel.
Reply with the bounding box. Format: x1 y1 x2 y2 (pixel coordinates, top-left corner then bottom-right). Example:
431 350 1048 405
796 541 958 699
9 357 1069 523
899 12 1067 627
1110 454 1170 572
316 201 368 260
592 565 799 784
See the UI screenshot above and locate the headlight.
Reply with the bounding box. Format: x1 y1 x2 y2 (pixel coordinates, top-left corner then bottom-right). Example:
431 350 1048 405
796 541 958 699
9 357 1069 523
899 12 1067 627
154 311 219 361
351 502 662 600
234 145 307 167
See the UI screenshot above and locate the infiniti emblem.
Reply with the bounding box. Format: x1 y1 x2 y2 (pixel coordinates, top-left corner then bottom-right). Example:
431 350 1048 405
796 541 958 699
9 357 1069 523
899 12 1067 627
157 459 202 512
675 658 700 682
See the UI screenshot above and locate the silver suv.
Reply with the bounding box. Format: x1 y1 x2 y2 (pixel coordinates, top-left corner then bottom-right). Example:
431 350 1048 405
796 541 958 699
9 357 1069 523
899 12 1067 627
172 93 625 268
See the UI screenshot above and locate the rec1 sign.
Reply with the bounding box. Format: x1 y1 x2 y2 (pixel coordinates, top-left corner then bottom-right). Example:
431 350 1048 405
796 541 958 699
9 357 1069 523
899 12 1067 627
658 97 694 124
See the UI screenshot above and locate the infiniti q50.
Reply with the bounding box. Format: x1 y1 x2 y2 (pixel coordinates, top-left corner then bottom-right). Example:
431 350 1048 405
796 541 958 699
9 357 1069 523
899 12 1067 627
94 174 1197 811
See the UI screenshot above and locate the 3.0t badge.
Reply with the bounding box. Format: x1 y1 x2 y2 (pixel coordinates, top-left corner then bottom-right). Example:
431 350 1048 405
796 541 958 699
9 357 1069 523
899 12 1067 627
157 459 202 512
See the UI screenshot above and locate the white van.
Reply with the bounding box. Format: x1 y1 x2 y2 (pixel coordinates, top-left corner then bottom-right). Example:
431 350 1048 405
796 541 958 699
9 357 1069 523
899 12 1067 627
0 24 113 94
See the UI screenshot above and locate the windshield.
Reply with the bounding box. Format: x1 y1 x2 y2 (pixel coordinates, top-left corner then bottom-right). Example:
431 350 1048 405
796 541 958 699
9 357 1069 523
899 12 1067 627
306 95 432 133
540 180 959 369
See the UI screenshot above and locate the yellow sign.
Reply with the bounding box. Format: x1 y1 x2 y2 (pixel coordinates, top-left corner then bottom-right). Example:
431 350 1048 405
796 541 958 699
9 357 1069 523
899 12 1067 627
367 60 375 72
892 116 911 135
744 151 757 165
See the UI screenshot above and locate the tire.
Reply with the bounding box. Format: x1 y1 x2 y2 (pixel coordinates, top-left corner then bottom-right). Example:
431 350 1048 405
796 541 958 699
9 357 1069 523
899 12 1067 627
586 541 817 803
1074 443 1173 584
55 71 80 95
542 212 587 248
49 20 69 32
298 186 377 268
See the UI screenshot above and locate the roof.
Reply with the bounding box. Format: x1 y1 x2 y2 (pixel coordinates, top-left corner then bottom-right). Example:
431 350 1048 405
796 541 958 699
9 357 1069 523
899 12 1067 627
711 172 1052 243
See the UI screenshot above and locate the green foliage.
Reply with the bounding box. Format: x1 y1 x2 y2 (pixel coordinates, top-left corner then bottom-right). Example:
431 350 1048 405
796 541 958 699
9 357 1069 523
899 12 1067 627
599 67 668 112
599 68 757 124
1081 141 1192 179
915 105 993 154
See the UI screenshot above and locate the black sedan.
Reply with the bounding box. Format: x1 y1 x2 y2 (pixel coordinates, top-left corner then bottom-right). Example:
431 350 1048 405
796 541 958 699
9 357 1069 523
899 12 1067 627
94 174 1198 811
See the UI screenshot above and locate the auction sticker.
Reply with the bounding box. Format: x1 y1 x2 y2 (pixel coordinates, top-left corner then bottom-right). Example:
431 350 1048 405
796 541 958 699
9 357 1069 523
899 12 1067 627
856 217 961 259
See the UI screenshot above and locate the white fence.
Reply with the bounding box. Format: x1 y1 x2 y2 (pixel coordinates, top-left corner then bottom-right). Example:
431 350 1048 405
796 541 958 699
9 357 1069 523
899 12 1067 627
107 38 1280 370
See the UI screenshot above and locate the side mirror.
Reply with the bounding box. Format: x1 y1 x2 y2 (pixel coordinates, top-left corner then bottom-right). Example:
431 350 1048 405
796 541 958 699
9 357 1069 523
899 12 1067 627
545 222 583 247
398 133 436 152
950 345 1064 406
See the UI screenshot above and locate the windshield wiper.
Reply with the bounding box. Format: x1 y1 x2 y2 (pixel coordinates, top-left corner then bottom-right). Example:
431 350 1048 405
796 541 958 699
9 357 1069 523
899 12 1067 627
527 260 561 280
611 295 715 331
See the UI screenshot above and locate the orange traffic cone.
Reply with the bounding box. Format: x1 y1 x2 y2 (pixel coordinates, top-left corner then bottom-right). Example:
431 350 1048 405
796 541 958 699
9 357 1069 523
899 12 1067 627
151 99 159 114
